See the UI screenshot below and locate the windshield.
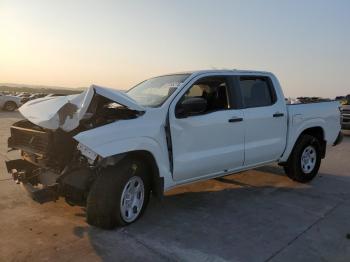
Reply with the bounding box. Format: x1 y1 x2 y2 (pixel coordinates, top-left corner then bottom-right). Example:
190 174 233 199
127 74 190 107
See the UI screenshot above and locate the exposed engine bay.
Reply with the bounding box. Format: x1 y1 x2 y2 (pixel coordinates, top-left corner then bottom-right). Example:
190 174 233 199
6 86 144 204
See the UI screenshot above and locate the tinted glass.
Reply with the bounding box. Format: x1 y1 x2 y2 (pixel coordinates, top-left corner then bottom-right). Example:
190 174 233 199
239 77 274 108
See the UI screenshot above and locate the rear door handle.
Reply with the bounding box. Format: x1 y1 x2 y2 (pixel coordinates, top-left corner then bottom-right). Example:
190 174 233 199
228 117 243 123
273 113 284 117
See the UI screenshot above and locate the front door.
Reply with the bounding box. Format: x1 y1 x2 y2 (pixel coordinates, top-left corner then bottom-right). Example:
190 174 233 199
169 75 245 182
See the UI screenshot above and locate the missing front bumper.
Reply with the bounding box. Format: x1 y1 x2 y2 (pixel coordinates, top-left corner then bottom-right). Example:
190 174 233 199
5 159 95 205
5 159 59 203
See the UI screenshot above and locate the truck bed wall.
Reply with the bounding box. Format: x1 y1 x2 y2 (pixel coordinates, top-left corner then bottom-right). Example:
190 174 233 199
280 101 341 162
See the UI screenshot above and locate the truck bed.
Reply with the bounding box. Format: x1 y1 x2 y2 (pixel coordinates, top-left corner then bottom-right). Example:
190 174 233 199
280 101 341 162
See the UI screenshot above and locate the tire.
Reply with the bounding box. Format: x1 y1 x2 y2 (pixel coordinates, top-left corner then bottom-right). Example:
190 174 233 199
284 134 322 183
3 101 17 111
86 158 151 229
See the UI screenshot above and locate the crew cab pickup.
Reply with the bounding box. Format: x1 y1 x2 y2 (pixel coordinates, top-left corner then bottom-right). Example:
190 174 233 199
5 70 342 229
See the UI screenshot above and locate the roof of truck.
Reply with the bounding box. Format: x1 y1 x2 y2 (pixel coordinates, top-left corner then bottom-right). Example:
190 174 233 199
157 69 273 78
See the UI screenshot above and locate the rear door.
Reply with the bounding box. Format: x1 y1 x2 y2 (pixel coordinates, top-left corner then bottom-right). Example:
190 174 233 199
237 75 287 165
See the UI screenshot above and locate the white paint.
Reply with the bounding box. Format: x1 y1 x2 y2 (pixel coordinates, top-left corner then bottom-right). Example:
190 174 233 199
19 70 341 191
0 94 22 108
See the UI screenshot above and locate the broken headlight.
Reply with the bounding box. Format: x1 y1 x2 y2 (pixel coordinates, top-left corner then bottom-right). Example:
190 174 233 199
77 143 98 164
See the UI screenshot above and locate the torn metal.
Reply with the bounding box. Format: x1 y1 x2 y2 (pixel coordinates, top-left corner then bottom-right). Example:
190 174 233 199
19 85 145 132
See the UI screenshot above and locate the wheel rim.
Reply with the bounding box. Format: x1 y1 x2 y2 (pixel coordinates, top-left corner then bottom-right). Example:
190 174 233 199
120 176 144 223
301 145 317 174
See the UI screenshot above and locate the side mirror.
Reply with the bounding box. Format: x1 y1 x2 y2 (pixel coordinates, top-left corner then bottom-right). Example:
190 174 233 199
176 97 207 118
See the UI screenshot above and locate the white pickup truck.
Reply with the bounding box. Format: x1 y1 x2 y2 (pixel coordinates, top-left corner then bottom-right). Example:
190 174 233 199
6 70 342 229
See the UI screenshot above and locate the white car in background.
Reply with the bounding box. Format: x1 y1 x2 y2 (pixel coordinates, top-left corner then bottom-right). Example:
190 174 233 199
0 93 22 111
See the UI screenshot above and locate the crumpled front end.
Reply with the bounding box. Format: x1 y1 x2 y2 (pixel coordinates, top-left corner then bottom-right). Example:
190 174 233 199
6 85 145 204
6 158 95 204
6 119 93 203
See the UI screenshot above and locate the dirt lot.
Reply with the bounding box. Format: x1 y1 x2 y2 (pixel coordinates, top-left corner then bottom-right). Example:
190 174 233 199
0 111 350 262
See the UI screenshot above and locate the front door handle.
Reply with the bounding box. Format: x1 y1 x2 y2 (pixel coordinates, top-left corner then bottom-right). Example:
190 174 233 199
228 117 243 123
273 112 284 117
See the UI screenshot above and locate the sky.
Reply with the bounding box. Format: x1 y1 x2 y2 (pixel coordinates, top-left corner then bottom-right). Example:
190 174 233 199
1 0 349 97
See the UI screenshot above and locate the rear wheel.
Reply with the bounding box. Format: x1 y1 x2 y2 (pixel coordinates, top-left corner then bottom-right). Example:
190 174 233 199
86 159 151 229
284 134 322 183
3 101 17 111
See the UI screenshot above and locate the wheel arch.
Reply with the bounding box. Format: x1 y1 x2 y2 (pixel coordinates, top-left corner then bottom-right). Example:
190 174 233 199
76 135 172 193
126 150 164 199
298 126 326 158
101 150 164 199
300 126 324 141
280 125 326 163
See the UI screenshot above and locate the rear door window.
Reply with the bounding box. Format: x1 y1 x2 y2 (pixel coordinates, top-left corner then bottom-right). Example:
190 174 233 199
239 76 276 108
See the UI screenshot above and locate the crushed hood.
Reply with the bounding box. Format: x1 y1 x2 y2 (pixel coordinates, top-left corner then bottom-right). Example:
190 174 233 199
19 85 145 132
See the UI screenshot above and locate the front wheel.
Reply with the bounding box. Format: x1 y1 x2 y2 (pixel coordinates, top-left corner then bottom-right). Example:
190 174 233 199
284 134 322 183
86 159 151 229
